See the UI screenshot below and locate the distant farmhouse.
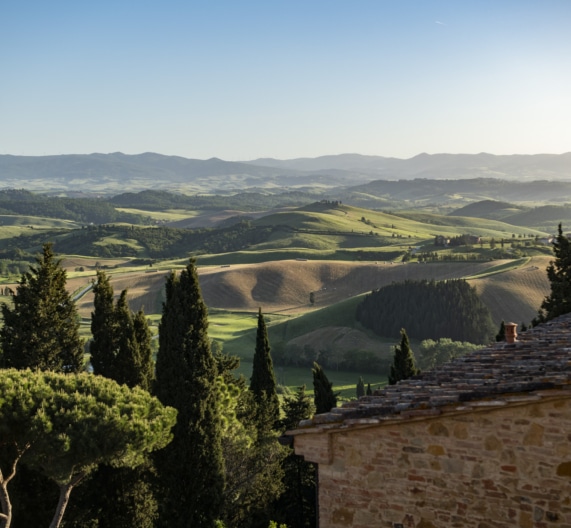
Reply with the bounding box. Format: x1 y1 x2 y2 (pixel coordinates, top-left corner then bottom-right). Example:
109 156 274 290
289 315 571 527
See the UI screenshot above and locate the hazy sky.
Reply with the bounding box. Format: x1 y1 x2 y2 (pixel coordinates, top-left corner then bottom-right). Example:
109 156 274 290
2 1 571 160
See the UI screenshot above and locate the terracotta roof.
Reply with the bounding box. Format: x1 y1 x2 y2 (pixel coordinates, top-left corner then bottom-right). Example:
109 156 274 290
290 313 571 434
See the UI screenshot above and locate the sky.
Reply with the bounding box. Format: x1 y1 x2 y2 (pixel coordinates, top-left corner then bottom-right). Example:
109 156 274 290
2 1 571 160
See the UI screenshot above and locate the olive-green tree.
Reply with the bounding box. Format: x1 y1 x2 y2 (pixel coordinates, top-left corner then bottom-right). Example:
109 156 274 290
0 243 84 372
154 259 225 528
0 369 176 528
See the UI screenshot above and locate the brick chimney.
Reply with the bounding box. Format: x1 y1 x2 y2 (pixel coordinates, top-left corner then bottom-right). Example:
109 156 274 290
505 322 518 344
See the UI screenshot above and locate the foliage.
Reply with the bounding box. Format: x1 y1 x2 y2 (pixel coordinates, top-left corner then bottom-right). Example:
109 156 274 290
535 223 571 323
0 243 84 372
496 320 506 342
356 376 365 398
356 279 495 344
110 189 316 212
0 189 147 224
0 369 176 528
417 338 483 370
274 386 316 528
312 362 338 414
388 329 419 385
154 259 225 528
220 389 285 528
90 271 154 390
73 271 157 527
250 308 280 426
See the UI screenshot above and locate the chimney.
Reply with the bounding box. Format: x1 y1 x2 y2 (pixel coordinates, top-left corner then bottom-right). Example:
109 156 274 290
505 322 518 344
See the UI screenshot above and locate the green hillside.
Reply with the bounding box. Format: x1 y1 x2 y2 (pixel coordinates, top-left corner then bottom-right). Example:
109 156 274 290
449 200 529 220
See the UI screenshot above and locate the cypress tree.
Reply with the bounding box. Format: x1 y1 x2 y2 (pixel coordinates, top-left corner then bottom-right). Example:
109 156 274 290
133 308 154 391
536 223 571 323
356 376 365 398
0 243 84 372
312 362 338 414
495 320 506 342
154 259 225 528
366 383 373 396
90 269 116 378
111 289 139 386
388 328 419 385
250 307 279 426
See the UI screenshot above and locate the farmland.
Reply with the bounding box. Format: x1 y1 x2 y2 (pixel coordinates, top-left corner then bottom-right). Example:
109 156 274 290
0 191 557 395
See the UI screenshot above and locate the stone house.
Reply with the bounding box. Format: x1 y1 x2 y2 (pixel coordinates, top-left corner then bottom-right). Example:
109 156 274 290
288 315 571 527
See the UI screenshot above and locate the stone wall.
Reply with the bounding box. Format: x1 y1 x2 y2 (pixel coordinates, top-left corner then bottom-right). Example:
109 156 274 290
295 396 571 528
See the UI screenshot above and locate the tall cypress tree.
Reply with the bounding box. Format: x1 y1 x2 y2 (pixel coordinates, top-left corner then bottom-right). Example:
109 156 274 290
388 328 419 385
250 307 279 426
312 362 337 414
154 259 225 528
133 308 154 392
113 290 140 387
536 223 571 323
90 269 116 378
0 243 84 372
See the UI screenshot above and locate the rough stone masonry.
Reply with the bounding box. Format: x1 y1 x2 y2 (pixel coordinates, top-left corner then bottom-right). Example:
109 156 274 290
289 314 571 527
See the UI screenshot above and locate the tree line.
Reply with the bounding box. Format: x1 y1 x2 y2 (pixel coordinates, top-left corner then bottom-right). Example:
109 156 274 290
0 189 147 225
2 221 277 259
356 279 496 344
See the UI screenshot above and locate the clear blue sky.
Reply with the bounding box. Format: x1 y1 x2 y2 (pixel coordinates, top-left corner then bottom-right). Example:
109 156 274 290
2 1 570 160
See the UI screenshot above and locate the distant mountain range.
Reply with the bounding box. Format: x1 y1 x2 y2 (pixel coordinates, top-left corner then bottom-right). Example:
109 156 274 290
0 152 570 195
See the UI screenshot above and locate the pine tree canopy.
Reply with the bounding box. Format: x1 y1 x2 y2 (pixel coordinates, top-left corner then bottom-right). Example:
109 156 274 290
0 243 84 372
388 328 419 385
536 223 571 323
0 369 176 528
154 258 225 528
